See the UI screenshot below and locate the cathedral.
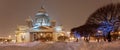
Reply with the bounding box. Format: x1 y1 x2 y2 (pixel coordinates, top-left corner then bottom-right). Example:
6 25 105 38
15 7 64 43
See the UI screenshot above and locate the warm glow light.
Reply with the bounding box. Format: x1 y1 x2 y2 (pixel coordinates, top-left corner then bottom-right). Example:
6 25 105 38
66 32 70 34
15 35 16 37
98 30 102 33
61 33 64 36
5 40 7 42
40 33 43 36
22 33 25 35
119 31 120 34
66 31 70 37
81 37 84 39
8 35 11 39
21 33 25 39
69 37 75 40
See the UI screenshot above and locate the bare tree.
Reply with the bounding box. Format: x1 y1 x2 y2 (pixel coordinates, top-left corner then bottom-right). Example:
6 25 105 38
86 3 120 26
71 3 120 42
86 3 120 42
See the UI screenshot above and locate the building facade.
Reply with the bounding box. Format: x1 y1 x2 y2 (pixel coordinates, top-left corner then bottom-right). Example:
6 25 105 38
15 7 63 43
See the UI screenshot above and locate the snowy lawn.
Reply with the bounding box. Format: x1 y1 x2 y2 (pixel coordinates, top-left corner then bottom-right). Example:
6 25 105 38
0 40 120 50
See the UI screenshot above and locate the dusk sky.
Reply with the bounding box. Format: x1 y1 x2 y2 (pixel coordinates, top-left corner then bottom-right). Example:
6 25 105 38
0 0 120 37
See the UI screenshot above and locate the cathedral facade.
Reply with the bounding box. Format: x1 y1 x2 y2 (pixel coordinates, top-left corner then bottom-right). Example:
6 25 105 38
15 7 63 43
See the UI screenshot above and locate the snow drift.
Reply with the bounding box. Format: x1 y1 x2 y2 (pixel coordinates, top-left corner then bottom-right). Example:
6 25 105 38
0 40 120 50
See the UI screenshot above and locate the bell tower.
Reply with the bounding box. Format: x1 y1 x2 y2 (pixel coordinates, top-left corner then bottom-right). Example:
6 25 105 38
26 16 33 28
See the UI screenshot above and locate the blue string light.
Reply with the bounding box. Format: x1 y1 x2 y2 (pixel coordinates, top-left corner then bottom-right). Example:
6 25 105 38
73 31 81 38
97 21 113 36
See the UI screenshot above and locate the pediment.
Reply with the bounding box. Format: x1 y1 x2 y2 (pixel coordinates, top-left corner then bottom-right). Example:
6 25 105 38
39 26 50 30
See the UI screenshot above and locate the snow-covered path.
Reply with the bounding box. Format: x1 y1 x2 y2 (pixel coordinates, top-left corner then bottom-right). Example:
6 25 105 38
0 40 120 50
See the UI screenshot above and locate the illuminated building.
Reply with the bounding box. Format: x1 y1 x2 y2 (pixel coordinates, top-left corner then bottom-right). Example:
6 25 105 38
0 36 12 43
15 6 64 43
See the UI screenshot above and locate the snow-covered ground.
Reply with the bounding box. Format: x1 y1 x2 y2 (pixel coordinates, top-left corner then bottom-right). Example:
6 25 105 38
0 40 120 50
